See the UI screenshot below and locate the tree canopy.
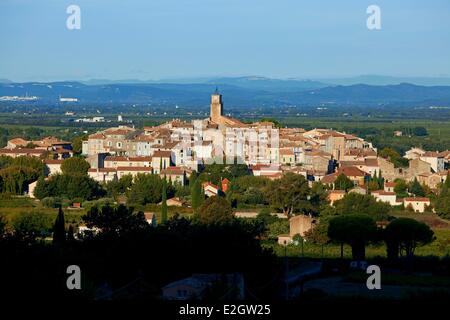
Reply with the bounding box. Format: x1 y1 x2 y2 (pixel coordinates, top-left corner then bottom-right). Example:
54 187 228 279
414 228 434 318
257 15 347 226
331 193 391 221
191 177 204 213
334 173 354 191
328 214 378 260
82 204 149 236
435 178 450 219
12 212 51 242
197 196 234 225
34 173 104 201
409 178 425 197
61 157 90 175
0 156 45 194
127 173 163 205
384 218 434 259
266 173 310 216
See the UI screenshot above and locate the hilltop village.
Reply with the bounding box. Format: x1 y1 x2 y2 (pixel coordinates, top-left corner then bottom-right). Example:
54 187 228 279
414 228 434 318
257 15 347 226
1 91 449 215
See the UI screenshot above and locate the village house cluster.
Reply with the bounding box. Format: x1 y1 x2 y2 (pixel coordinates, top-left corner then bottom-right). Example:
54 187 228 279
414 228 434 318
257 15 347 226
1 91 449 212
1 136 73 159
79 91 376 182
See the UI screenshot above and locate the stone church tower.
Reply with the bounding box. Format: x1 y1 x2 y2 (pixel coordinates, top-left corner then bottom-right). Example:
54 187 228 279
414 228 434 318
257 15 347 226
210 88 223 124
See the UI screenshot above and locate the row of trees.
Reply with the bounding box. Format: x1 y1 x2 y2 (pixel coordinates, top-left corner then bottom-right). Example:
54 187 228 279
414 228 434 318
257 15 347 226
225 172 328 216
0 156 45 194
310 214 434 261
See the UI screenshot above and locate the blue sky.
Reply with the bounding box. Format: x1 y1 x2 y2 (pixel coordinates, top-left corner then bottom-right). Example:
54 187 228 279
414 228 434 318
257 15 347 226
1 0 449 81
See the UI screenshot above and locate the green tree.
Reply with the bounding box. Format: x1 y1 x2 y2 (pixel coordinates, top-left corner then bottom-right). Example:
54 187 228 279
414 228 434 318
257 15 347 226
309 182 329 215
127 173 163 205
227 164 250 178
227 175 270 208
60 157 90 175
444 172 450 189
328 214 377 260
34 174 104 201
409 178 425 197
334 173 354 191
52 206 66 245
33 176 49 199
0 156 44 194
384 218 434 259
200 163 230 185
379 147 409 168
189 170 198 187
266 220 289 240
377 170 384 188
368 171 382 191
256 208 278 227
304 220 330 246
191 178 204 213
174 184 190 199
367 180 381 192
197 196 233 225
82 204 148 236
435 182 450 219
105 174 133 198
394 179 408 198
72 135 87 154
12 212 51 242
67 224 75 242
334 193 391 221
161 178 168 224
266 173 310 216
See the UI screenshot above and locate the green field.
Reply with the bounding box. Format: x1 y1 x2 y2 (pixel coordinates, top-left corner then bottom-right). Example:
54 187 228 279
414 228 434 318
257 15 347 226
0 196 86 225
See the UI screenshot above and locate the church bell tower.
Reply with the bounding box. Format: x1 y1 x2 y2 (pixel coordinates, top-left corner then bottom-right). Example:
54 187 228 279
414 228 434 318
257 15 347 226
210 87 223 123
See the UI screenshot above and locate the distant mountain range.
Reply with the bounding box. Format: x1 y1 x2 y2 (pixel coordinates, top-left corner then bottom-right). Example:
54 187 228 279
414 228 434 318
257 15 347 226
1 78 450 107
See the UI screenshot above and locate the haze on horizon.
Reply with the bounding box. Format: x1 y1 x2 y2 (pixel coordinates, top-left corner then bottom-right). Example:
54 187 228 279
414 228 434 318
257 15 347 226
1 0 450 82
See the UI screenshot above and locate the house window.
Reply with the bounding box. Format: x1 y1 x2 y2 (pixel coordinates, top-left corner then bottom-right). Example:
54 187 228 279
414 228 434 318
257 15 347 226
117 142 122 148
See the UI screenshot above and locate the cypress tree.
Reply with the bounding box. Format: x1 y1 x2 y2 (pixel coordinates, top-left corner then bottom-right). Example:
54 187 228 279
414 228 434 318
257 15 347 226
409 178 425 197
53 206 66 245
67 224 75 242
377 170 384 189
189 171 197 188
199 185 205 207
161 178 168 224
191 178 202 213
217 179 224 197
444 172 450 189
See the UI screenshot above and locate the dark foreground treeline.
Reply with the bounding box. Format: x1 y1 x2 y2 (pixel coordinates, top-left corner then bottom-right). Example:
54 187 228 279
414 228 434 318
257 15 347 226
2 204 450 303
0 212 280 302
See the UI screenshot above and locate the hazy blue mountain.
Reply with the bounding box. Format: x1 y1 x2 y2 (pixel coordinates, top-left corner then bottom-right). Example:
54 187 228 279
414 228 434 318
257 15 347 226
291 83 450 105
317 75 450 86
206 76 328 92
1 81 450 107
